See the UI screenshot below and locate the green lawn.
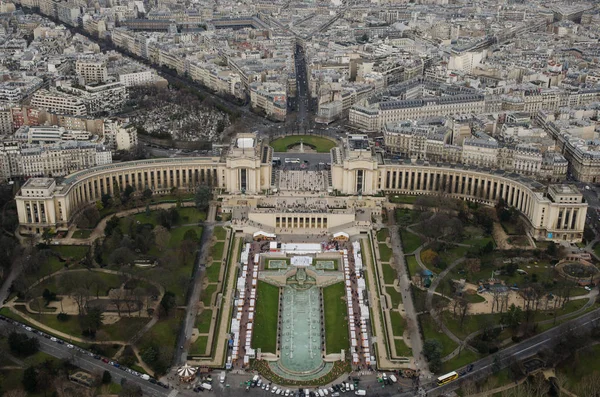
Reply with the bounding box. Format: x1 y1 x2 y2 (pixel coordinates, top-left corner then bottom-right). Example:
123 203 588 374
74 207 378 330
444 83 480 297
15 309 83 338
72 229 92 239
438 244 470 266
206 262 222 283
270 135 336 153
419 313 458 357
441 311 503 340
189 335 209 355
213 226 227 241
323 282 350 354
201 284 218 307
394 339 412 357
252 281 279 354
376 228 389 243
176 207 206 224
461 236 493 250
168 225 202 249
406 255 420 278
50 245 89 260
441 349 480 373
501 221 520 235
389 194 417 204
389 311 406 337
101 317 149 341
379 243 393 262
395 208 421 226
381 263 397 285
400 230 424 254
127 207 206 227
594 243 600 259
386 287 403 308
464 293 486 304
137 310 183 371
210 242 225 261
196 309 213 333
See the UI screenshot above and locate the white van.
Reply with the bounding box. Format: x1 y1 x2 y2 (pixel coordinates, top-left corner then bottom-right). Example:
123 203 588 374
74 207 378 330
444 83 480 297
349 384 355 391
201 383 212 391
355 391 366 396
253 375 259 383
389 374 397 383
220 371 226 383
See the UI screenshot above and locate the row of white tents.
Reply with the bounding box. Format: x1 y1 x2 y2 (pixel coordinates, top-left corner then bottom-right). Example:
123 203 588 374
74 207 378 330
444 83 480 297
343 243 372 365
230 243 256 366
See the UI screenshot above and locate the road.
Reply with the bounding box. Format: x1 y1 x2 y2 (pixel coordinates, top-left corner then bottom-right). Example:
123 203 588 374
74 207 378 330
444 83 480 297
176 221 215 366
0 320 171 397
294 43 310 132
385 207 429 378
422 307 600 396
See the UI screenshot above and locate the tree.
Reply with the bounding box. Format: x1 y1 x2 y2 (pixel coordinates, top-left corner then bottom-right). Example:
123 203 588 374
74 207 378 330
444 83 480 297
101 194 112 209
195 185 212 211
123 185 135 201
119 383 143 397
546 242 558 257
22 367 38 393
180 239 197 265
160 291 176 316
42 288 57 305
75 206 100 229
102 370 112 384
138 189 152 203
110 246 135 266
421 249 438 267
110 289 126 317
153 225 170 252
105 215 121 236
501 304 523 334
9 332 39 357
422 339 443 373
464 258 481 279
41 228 54 245
82 307 104 335
458 297 470 328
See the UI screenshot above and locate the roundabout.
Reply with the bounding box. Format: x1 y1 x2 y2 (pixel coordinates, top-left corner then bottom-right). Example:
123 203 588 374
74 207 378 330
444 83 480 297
270 135 337 153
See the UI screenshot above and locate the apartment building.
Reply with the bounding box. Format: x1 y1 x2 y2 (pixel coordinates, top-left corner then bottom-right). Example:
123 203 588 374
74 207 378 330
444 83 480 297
30 89 88 116
350 94 486 132
75 58 108 84
250 82 287 121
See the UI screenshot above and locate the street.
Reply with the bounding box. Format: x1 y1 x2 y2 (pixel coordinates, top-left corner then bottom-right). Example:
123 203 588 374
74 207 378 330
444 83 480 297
424 307 600 396
0 320 170 397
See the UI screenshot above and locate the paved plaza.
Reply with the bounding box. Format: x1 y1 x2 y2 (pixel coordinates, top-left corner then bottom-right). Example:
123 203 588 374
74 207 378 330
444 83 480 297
278 170 329 192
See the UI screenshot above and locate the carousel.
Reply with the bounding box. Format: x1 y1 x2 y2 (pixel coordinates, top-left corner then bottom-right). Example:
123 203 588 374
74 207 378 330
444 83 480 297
177 363 197 383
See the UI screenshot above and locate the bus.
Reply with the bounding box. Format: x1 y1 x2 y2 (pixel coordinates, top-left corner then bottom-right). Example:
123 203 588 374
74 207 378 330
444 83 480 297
436 371 459 386
285 158 300 164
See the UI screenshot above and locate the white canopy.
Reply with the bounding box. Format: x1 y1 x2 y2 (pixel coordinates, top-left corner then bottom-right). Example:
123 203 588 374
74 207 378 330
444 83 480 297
177 364 196 378
291 256 313 267
254 231 276 239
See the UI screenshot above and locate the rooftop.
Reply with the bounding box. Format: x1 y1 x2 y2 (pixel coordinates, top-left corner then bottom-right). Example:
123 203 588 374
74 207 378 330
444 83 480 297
22 178 55 189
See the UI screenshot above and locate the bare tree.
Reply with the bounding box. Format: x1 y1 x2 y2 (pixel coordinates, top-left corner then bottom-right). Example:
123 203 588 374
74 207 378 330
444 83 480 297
153 225 170 252
458 298 470 329
110 289 126 317
73 288 89 315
